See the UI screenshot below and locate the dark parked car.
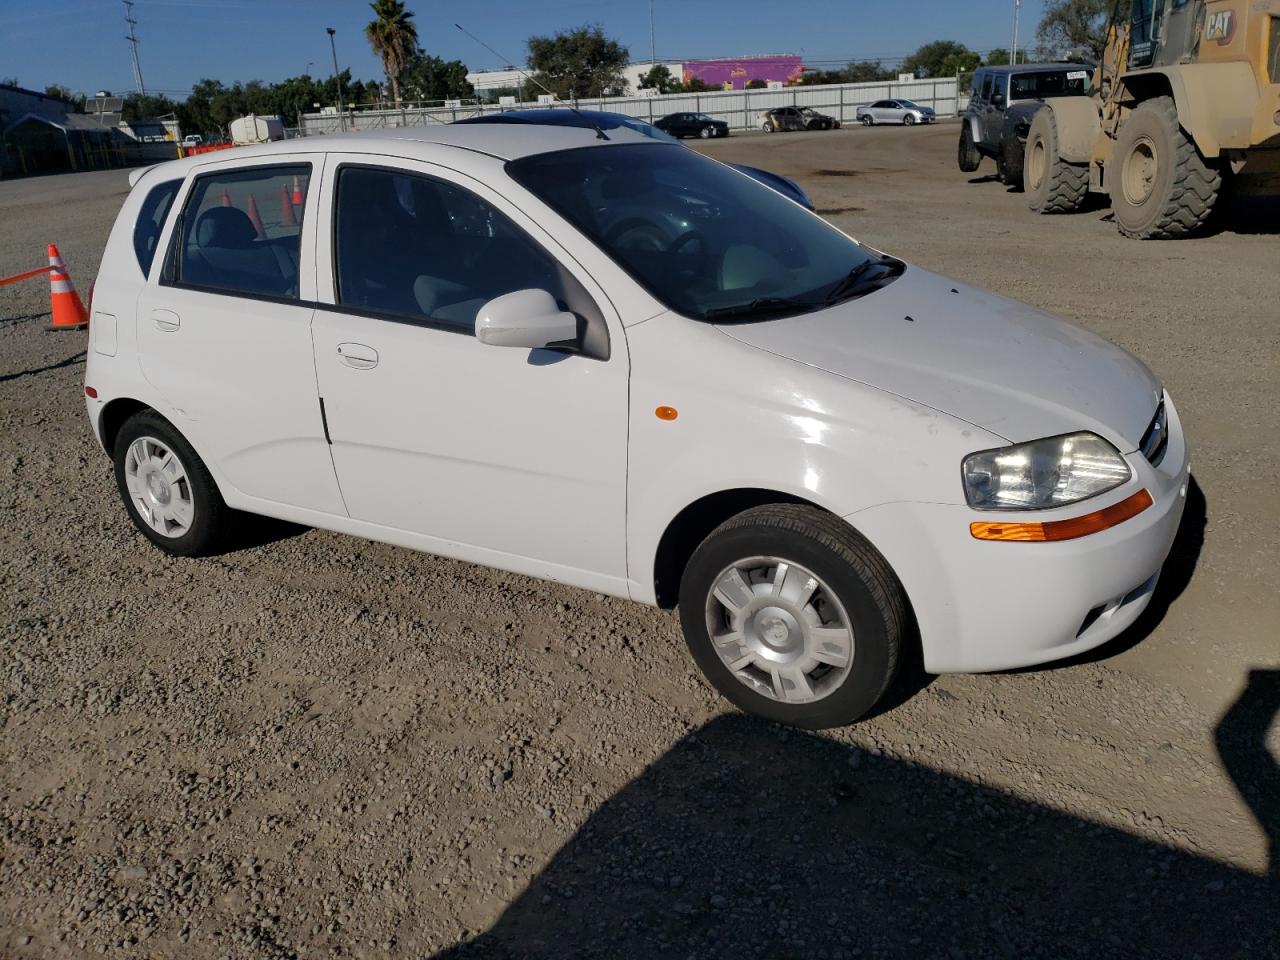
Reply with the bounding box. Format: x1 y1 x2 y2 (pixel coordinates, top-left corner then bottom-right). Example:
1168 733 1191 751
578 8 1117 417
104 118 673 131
453 108 814 209
760 106 840 133
653 112 730 139
957 63 1093 187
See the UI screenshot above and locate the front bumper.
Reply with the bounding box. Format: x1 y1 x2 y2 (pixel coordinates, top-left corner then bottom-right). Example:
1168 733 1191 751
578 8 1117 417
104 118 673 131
847 394 1191 673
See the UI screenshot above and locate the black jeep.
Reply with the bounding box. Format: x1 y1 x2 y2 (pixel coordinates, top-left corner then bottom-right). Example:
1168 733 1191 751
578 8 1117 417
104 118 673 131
957 64 1093 188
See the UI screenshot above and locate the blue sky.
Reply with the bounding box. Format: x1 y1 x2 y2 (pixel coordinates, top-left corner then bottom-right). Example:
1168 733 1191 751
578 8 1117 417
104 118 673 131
2 0 1050 97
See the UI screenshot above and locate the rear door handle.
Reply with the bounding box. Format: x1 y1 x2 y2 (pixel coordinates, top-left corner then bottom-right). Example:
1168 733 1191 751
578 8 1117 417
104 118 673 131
152 309 180 332
337 342 378 370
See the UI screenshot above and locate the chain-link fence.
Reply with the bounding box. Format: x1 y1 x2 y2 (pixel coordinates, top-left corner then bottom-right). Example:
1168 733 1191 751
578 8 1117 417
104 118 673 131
299 77 962 137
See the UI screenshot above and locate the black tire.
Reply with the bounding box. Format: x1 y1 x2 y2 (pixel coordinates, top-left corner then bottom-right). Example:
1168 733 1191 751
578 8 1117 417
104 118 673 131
860 115 873 127
996 138 1024 190
678 504 906 729
903 113 916 126
1109 95 1221 239
1024 107 1089 214
699 126 712 139
762 120 775 133
957 125 981 173
113 410 234 557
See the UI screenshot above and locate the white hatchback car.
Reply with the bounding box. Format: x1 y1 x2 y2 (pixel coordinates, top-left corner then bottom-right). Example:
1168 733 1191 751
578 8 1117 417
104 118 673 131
85 124 1188 728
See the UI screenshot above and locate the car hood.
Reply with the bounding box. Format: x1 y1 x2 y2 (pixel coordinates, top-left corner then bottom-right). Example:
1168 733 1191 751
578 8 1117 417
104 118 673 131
717 266 1162 451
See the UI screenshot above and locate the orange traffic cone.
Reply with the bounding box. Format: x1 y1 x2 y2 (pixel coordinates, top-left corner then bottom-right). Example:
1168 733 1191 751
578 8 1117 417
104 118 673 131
221 188 232 207
279 185 298 227
291 175 304 206
245 193 266 239
47 243 89 331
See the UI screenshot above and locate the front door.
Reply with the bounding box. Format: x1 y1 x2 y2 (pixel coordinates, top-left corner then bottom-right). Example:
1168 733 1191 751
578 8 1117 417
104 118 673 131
309 155 630 593
135 157 346 515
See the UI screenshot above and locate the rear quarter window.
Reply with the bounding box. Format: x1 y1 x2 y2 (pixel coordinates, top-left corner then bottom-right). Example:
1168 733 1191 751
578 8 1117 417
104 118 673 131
133 179 182 278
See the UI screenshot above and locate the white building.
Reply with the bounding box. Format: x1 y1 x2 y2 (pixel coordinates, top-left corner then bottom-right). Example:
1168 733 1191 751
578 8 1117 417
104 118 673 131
465 61 686 99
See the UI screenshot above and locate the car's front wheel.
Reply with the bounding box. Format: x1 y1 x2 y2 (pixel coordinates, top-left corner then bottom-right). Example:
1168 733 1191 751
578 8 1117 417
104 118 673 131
699 126 712 139
860 115 873 127
958 125 981 172
762 120 775 132
113 410 234 557
678 504 906 729
903 113 916 126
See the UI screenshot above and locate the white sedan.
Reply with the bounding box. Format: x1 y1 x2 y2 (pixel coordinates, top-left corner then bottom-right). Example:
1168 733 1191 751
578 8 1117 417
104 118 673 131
856 98 937 125
85 123 1188 728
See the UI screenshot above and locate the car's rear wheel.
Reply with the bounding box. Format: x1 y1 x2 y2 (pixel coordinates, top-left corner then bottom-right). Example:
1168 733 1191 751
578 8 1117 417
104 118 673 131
113 410 235 557
957 126 981 172
678 504 905 729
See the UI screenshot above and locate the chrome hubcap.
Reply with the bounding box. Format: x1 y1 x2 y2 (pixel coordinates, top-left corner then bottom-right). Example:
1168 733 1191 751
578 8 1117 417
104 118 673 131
124 436 194 538
705 556 855 704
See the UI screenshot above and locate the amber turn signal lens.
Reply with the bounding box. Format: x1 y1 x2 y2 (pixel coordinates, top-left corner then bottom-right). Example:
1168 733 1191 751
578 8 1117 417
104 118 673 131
970 488 1153 542
655 406 679 421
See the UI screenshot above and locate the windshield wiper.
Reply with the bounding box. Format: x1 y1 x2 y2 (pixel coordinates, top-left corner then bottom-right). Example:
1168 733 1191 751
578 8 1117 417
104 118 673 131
702 296 821 322
824 256 904 306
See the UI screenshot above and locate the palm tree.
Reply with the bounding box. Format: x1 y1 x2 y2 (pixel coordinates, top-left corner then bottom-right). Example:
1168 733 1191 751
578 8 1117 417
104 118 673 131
365 0 418 106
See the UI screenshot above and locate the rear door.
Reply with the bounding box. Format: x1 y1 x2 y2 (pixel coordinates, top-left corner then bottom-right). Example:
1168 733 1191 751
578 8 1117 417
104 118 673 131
135 156 346 515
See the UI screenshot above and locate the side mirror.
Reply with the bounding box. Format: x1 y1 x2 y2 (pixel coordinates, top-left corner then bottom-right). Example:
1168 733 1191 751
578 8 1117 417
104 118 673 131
475 288 579 351
992 93 1006 108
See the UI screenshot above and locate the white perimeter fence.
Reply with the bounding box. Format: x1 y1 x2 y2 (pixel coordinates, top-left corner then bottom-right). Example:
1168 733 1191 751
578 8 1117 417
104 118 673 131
299 77 962 137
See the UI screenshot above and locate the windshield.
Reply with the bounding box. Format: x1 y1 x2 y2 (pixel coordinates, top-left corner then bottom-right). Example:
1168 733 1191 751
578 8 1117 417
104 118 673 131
1010 70 1090 99
508 143 884 321
693 113 715 122
898 99 920 109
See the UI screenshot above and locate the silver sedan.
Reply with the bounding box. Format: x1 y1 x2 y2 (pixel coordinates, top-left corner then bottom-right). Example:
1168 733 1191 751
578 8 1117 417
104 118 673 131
855 98 937 126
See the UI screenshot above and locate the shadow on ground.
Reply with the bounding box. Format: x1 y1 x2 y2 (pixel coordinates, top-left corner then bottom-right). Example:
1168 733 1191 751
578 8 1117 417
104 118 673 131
437 672 1278 959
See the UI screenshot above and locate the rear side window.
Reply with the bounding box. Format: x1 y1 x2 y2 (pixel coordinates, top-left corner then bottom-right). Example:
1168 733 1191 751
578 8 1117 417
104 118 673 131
980 75 995 100
332 165 568 333
167 164 311 300
133 179 181 278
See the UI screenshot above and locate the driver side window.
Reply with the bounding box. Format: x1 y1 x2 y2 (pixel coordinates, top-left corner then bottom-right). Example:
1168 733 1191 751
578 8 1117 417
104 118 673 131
332 165 566 333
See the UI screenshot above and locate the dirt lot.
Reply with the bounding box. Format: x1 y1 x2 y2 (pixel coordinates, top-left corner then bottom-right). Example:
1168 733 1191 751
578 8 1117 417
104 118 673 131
2 123 1277 959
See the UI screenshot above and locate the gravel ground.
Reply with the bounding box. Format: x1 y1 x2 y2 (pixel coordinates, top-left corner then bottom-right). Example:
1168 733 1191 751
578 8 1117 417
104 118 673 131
2 124 1277 959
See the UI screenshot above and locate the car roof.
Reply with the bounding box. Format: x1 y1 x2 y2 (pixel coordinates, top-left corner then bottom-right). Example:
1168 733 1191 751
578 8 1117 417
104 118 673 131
979 63 1094 75
129 122 658 189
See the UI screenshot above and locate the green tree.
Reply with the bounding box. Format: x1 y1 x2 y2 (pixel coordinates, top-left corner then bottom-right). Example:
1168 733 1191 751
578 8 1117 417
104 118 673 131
365 0 419 106
1036 0 1109 60
400 53 474 102
527 25 629 99
679 75 718 93
901 40 981 78
638 63 681 94
984 48 1023 66
122 92 181 124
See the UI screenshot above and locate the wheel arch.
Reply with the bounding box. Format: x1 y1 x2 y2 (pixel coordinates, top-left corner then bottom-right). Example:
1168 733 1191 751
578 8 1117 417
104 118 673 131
1038 96 1102 163
98 397 150 455
1116 63 1259 158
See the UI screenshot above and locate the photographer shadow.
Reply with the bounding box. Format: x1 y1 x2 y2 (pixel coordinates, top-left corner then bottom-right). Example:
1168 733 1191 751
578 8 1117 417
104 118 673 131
437 674 1278 959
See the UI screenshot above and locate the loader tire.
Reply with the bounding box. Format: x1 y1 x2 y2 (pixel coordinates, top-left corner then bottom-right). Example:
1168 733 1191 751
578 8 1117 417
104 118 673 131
1109 95 1221 239
1025 107 1088 214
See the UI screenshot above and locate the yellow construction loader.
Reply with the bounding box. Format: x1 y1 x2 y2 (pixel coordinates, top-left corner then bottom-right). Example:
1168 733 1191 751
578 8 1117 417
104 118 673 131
1024 0 1280 237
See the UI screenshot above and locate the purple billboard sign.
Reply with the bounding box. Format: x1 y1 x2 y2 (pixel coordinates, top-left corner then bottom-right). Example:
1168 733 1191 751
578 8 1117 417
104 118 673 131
682 56 805 90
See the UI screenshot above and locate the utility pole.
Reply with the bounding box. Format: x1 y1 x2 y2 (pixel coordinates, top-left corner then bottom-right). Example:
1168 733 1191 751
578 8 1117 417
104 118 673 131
123 0 146 95
326 27 347 132
1010 0 1022 67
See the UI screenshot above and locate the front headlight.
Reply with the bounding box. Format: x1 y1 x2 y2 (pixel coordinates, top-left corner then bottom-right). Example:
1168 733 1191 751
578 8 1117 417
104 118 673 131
962 432 1131 510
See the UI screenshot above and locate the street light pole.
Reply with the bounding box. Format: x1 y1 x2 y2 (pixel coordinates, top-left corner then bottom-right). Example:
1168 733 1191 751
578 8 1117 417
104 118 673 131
326 27 347 132
649 0 656 66
1010 0 1022 66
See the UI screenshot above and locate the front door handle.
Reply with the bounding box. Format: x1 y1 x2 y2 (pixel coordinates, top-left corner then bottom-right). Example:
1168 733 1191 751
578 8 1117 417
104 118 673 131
337 342 378 370
152 309 180 332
